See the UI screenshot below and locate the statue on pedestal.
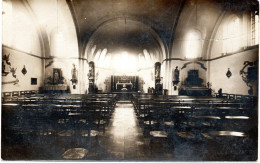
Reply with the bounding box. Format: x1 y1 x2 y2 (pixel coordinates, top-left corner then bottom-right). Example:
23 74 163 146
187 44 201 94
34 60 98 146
71 63 78 89
174 66 179 81
88 61 95 93
173 66 180 85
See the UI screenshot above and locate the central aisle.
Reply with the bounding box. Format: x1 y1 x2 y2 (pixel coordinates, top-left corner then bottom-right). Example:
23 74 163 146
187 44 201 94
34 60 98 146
102 101 146 159
87 101 175 160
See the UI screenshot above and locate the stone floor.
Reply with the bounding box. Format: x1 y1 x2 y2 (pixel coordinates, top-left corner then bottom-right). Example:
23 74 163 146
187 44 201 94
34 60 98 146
87 101 175 160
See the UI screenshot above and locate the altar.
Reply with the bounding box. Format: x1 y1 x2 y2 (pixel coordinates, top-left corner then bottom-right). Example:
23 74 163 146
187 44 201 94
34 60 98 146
111 75 138 92
42 84 69 93
178 70 210 96
115 81 133 90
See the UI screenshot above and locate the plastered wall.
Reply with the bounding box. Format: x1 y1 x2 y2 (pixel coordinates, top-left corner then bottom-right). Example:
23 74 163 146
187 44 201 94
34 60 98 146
209 48 258 95
2 47 43 92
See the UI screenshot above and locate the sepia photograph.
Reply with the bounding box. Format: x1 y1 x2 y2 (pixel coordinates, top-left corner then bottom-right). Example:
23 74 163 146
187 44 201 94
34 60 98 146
1 0 259 161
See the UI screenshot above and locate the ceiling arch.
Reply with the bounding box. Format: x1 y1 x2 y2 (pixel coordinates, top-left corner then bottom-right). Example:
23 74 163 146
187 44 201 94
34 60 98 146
85 18 166 63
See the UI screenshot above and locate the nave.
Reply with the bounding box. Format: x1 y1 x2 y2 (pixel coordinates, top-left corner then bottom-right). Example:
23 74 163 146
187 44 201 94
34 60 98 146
1 92 257 160
1 0 259 161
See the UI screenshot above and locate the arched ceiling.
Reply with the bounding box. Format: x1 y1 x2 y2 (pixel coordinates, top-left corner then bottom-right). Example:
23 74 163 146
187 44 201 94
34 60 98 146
11 0 258 60
67 0 258 59
86 19 162 59
67 0 182 57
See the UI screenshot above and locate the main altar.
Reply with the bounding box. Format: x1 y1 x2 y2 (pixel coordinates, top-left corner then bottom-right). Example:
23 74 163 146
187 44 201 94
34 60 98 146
111 75 138 92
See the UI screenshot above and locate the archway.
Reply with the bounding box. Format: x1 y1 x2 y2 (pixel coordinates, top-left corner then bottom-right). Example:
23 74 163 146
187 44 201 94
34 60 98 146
84 19 166 93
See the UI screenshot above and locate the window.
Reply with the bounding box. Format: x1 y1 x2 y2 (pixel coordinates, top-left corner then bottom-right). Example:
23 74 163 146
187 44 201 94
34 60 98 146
223 16 241 53
251 11 259 46
185 29 202 59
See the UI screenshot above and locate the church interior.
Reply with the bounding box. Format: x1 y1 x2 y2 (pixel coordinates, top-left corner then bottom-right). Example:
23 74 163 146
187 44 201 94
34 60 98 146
1 0 259 160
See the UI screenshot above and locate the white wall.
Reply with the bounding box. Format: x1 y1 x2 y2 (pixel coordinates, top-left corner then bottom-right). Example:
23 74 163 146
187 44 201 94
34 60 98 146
209 48 258 95
2 1 44 92
2 47 44 92
2 0 42 56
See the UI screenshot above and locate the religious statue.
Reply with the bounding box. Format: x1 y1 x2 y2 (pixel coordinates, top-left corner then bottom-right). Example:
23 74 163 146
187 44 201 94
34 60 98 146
172 66 180 85
155 65 160 79
88 62 95 80
2 53 13 77
88 61 95 93
154 62 162 94
10 67 17 78
53 69 59 84
174 66 179 81
70 63 78 89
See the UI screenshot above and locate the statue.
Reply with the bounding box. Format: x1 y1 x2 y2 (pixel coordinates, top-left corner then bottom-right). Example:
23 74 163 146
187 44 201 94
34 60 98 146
10 67 17 78
155 65 160 79
88 62 95 80
173 66 179 81
88 61 95 93
2 54 11 76
172 66 180 85
71 64 78 89
53 69 59 84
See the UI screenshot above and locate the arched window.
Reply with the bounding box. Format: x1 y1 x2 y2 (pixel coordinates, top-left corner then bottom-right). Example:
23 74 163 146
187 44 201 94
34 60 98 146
223 16 241 53
98 48 107 67
143 49 152 67
93 49 101 63
104 54 111 68
185 29 202 59
251 11 259 46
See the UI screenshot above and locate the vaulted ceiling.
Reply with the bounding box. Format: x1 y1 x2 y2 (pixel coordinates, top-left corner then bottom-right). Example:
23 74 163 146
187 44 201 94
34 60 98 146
67 0 183 58
66 0 258 59
6 0 258 60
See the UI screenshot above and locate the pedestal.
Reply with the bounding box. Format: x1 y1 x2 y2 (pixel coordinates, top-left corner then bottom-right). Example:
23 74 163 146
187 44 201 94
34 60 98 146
172 85 179 95
70 83 79 94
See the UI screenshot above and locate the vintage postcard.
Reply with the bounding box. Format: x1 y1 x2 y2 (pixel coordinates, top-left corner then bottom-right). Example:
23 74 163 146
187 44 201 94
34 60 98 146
1 0 258 161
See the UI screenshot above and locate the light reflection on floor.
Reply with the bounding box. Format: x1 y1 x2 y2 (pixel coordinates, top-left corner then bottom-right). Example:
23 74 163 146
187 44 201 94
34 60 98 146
95 101 175 160
111 103 138 138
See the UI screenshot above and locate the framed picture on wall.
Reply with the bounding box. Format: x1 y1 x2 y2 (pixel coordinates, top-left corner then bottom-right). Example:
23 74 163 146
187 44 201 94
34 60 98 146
31 78 37 85
53 68 62 85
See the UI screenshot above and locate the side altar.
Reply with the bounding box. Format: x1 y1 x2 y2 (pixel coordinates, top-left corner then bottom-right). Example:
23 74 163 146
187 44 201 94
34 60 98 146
42 68 69 93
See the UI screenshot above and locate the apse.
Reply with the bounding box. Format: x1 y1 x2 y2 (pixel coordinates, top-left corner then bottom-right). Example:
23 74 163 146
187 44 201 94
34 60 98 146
85 19 163 73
